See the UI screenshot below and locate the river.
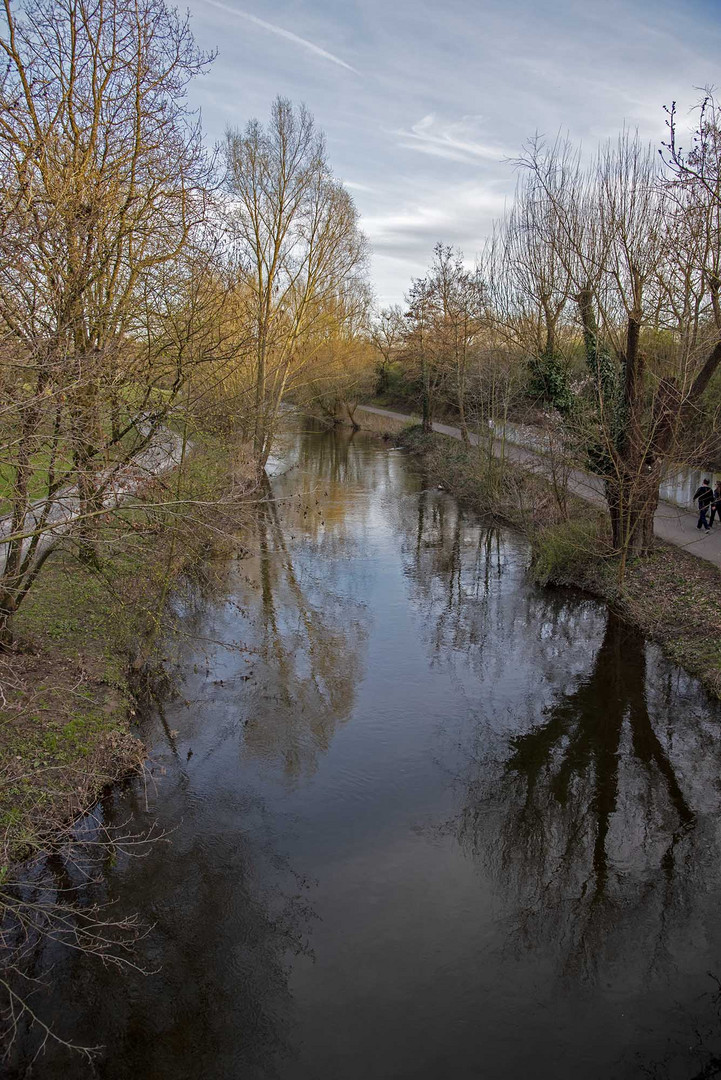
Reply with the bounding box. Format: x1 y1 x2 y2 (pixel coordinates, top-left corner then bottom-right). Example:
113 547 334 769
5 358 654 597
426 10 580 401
11 419 721 1079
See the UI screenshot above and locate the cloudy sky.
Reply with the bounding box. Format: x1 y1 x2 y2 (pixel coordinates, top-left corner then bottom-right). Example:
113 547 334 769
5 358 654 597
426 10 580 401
183 0 720 306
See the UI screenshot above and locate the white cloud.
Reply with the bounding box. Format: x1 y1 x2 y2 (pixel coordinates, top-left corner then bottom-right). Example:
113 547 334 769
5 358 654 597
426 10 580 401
395 114 514 165
343 180 378 193
362 183 507 256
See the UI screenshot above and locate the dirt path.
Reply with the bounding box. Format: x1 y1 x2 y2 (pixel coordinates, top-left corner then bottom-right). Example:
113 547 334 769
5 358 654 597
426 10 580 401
356 404 721 571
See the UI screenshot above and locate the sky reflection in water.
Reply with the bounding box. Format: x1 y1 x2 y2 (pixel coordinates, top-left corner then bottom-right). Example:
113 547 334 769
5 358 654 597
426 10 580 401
12 421 721 1080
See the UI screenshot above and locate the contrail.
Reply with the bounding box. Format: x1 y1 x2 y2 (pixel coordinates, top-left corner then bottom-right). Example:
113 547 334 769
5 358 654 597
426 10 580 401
201 0 359 74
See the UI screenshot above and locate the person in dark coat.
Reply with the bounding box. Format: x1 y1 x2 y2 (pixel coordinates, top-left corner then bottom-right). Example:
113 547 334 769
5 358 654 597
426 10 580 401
693 478 714 531
710 481 721 527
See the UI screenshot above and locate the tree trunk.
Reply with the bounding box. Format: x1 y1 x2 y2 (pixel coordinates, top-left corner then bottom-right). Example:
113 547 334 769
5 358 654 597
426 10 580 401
74 445 102 566
606 466 660 577
421 353 432 434
345 403 360 430
0 592 17 649
253 317 267 467
457 358 469 444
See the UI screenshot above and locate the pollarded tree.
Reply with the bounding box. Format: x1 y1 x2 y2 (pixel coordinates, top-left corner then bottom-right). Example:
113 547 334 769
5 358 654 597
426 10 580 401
663 91 721 212
503 162 575 414
519 126 721 570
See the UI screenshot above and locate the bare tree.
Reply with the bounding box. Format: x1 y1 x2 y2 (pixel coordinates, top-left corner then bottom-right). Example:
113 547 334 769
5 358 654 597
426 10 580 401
225 98 367 473
663 90 721 211
426 243 486 443
370 305 404 395
517 126 721 572
502 166 575 413
401 244 485 438
403 274 438 433
0 0 214 642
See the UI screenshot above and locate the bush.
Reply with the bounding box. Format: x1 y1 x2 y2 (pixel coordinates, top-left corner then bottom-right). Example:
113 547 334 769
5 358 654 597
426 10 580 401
527 351 573 415
531 515 611 591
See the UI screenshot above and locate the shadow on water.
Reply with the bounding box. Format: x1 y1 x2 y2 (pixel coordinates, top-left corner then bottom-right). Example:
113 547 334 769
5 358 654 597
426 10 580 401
400 481 721 1076
3 785 310 1080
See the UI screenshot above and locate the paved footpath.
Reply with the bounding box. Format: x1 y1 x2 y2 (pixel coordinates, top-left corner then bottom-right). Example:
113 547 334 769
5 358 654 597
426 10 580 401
356 403 721 572
0 424 186 575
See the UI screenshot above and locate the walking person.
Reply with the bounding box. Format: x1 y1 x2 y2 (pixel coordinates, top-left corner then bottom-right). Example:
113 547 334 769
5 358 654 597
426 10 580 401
710 481 721 527
693 478 714 531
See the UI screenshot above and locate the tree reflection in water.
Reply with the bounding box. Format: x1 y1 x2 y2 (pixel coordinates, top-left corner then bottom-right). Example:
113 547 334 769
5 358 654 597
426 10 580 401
7 427 375 1076
275 418 368 490
404 488 508 667
12 425 721 1078
236 468 368 780
401 486 590 687
454 611 721 985
6 781 311 1080
402 486 721 996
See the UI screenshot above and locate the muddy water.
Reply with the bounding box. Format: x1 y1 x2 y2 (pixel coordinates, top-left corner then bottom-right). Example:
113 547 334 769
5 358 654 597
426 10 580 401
14 421 721 1079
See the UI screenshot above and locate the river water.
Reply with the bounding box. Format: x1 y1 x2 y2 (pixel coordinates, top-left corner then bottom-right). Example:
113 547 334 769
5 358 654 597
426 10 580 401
12 420 721 1079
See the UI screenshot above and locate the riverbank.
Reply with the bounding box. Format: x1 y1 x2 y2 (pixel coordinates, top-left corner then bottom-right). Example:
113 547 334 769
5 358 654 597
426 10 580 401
0 432 255 867
381 422 721 699
356 403 721 571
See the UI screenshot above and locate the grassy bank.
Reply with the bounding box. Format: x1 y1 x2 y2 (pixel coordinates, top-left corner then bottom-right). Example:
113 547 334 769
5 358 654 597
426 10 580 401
397 424 603 535
394 424 721 699
0 431 253 868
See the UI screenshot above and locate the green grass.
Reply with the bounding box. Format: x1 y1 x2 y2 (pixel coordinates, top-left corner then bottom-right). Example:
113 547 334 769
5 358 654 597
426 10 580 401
616 544 721 698
0 414 150 512
0 430 254 865
530 516 612 591
1 550 147 861
0 448 73 513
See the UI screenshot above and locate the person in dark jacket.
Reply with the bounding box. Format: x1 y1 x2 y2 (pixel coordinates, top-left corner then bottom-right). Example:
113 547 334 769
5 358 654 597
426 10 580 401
693 479 714 531
710 481 721 527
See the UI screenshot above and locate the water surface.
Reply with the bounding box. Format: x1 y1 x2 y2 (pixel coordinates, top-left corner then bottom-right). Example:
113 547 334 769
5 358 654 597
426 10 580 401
14 421 721 1080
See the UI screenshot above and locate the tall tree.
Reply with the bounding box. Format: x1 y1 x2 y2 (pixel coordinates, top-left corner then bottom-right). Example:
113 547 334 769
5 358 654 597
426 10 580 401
225 98 367 473
403 274 437 433
0 0 213 642
502 164 575 413
370 305 404 395
425 243 485 443
518 124 721 570
403 244 485 439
